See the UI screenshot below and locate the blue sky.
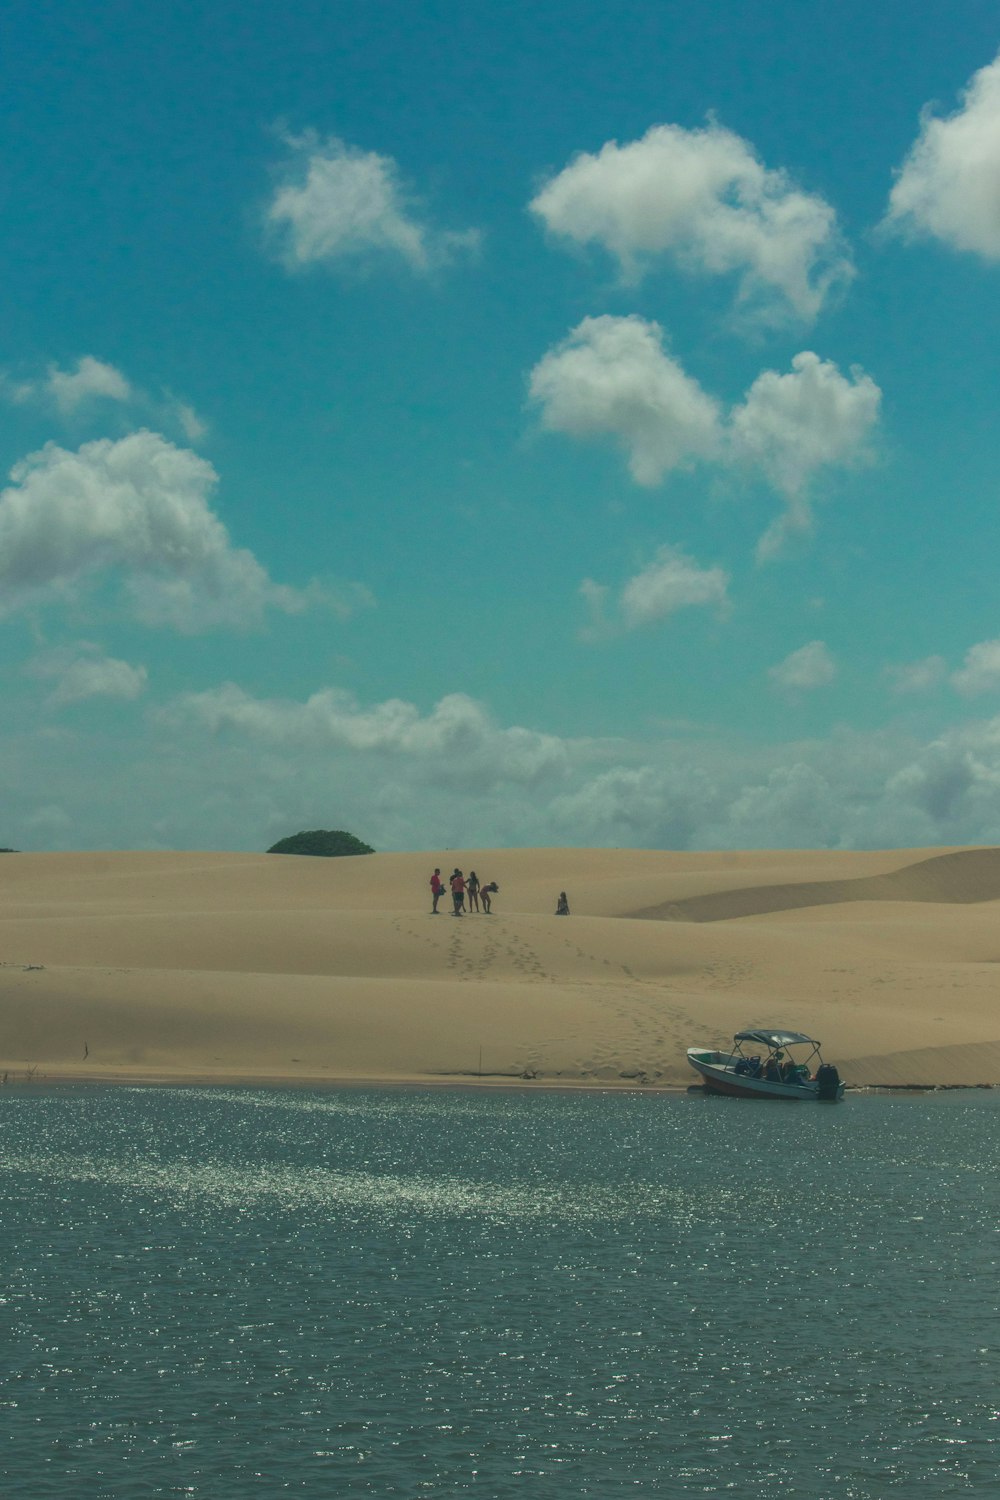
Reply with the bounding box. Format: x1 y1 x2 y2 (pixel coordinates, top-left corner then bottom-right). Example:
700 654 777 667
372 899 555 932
4 0 1000 852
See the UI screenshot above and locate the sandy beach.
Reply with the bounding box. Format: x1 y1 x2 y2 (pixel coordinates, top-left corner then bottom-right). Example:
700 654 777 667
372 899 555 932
2 845 1000 1090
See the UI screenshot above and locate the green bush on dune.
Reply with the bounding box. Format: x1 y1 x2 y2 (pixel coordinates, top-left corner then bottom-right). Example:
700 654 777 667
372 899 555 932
266 829 375 857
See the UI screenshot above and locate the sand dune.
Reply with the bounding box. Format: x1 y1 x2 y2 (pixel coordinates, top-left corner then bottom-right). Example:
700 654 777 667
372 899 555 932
2 846 1000 1089
629 846 1000 923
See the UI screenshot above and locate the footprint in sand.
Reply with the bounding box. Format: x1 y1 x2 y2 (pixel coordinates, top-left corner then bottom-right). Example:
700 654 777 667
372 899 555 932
497 934 549 980
471 937 500 977
700 957 755 990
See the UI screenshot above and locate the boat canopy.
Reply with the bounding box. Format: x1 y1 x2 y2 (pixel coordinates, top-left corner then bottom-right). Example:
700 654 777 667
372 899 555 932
734 1029 819 1049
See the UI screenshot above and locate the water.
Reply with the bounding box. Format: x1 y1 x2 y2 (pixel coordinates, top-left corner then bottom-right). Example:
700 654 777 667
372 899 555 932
1 1084 998 1497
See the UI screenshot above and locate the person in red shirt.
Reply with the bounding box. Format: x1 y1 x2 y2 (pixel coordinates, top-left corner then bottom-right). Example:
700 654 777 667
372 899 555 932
450 869 466 916
429 868 444 913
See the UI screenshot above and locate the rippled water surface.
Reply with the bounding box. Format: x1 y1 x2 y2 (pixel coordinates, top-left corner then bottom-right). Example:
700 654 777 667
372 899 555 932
2 1084 998 1496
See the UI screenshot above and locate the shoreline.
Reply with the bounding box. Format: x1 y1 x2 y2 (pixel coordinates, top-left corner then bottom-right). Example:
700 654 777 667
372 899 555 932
1 1064 995 1096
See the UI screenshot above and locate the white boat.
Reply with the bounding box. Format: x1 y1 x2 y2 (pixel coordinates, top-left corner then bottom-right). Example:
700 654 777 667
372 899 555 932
687 1028 845 1101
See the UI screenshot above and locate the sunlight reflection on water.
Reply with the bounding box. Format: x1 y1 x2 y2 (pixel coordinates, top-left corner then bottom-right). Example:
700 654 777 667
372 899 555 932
0 1147 705 1223
2 1085 998 1497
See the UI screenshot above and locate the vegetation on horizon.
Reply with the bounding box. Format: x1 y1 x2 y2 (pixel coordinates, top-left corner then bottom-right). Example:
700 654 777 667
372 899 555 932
266 829 375 857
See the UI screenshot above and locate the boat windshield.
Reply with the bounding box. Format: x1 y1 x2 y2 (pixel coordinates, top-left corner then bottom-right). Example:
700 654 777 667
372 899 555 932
730 1030 823 1082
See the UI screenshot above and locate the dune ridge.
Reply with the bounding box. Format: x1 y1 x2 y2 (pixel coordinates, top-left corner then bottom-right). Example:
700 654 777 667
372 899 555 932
628 846 1000 923
2 845 1000 1089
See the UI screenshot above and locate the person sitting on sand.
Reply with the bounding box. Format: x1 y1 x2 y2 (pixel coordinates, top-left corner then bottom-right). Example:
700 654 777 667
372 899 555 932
450 869 466 916
466 871 480 912
555 891 570 916
480 880 498 913
429 867 444 914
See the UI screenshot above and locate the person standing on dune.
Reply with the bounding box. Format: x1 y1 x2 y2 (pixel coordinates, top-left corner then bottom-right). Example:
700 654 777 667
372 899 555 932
466 871 480 912
450 868 466 916
480 880 498 913
429 868 444 914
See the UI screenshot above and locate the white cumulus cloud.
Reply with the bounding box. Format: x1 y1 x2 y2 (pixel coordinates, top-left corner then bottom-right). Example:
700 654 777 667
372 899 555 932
267 130 478 273
46 356 133 412
581 543 729 638
3 356 134 413
169 398 208 444
768 640 837 692
2 356 207 444
886 655 947 695
530 121 853 322
530 328 880 554
702 761 846 851
730 351 881 557
0 430 320 631
952 638 1000 695
25 642 148 707
20 670 1000 853
882 718 1000 834
164 684 570 787
622 545 728 626
549 763 716 849
885 52 1000 258
528 315 721 485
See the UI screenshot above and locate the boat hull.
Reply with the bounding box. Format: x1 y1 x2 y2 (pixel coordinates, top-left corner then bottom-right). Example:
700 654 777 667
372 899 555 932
687 1049 844 1101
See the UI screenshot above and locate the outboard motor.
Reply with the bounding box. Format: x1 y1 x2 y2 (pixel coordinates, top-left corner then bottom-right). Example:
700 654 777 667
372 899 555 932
816 1062 841 1101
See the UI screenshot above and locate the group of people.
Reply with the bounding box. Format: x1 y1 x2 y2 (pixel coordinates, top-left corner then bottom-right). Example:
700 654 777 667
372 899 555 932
429 867 499 916
428 868 571 918
734 1050 808 1083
